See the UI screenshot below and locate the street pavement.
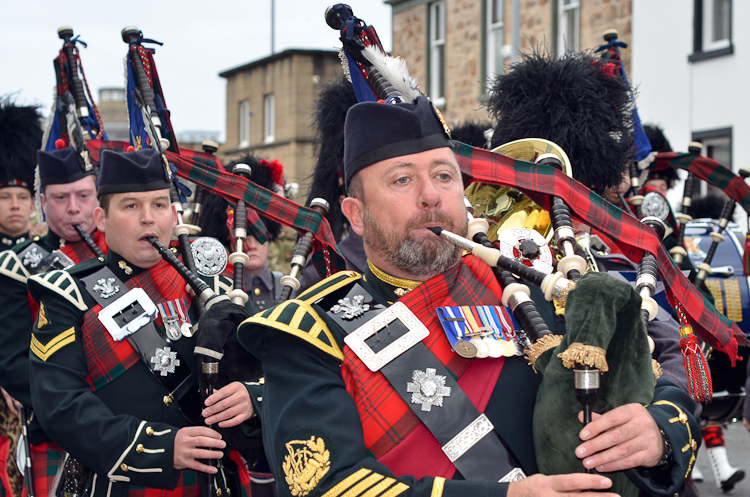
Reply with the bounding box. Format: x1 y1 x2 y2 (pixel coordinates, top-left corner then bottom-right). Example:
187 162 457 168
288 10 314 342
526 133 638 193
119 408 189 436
692 422 750 497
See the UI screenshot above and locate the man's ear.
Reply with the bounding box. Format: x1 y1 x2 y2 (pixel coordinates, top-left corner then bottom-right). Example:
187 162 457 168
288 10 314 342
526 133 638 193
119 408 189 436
93 206 105 232
341 197 365 237
172 204 178 229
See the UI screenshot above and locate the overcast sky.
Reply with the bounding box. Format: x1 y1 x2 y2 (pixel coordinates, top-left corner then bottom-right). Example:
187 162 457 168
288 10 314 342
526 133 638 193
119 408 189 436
1 0 392 142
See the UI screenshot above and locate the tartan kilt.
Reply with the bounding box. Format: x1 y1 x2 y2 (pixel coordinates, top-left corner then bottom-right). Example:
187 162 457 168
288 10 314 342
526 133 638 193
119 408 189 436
127 470 199 497
22 441 65 497
125 455 253 497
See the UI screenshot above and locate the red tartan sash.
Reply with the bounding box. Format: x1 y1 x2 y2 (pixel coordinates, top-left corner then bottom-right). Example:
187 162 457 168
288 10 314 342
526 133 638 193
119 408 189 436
60 231 108 264
81 260 191 391
341 255 506 478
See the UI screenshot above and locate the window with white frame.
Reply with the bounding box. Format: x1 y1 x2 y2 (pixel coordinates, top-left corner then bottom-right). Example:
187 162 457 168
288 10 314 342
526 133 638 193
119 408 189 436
693 128 732 196
703 0 731 51
263 94 275 144
558 0 580 54
690 0 732 61
429 1 446 106
238 100 250 149
486 0 510 80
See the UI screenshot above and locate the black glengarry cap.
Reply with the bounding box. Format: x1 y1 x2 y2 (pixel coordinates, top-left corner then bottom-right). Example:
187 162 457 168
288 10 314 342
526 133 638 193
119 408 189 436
98 148 171 196
343 95 451 189
37 146 96 187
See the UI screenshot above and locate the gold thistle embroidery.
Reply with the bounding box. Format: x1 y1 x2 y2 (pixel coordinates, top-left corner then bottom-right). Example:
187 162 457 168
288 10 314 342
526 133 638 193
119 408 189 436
283 436 331 496
38 302 49 329
118 260 133 275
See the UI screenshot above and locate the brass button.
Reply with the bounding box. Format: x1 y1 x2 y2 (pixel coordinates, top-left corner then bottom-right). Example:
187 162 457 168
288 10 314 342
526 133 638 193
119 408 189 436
98 257 105 262
254 288 261 296
257 397 262 402
120 463 128 472
678 412 688 425
690 439 698 451
146 426 154 436
136 444 145 454
170 247 178 254
163 395 173 406
259 377 265 385
227 489 231 495
216 488 222 496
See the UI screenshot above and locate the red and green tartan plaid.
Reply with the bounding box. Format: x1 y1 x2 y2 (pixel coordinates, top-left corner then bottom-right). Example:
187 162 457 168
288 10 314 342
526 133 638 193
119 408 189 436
127 468 198 497
453 141 747 362
653 152 750 216
168 150 345 278
342 255 504 464
85 140 271 244
22 441 65 497
62 231 108 264
81 259 192 391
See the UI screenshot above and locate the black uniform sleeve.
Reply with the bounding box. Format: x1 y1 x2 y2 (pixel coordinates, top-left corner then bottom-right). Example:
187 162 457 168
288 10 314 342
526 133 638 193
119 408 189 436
28 273 181 489
0 269 34 405
251 324 506 497
628 378 700 496
647 318 687 392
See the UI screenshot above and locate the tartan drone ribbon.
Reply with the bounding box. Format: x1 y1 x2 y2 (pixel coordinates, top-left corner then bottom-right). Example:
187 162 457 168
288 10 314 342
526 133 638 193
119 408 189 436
454 141 747 363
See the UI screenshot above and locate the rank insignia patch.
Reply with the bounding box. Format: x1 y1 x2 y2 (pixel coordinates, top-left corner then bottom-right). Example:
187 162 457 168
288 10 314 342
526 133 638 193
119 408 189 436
283 434 331 496
38 302 49 329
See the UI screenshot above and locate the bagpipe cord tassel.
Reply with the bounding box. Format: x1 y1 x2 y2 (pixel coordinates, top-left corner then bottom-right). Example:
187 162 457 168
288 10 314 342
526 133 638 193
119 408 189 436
676 304 713 402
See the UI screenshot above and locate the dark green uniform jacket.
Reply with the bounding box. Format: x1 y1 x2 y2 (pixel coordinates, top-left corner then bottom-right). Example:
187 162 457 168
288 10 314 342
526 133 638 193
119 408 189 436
238 260 700 497
28 252 262 497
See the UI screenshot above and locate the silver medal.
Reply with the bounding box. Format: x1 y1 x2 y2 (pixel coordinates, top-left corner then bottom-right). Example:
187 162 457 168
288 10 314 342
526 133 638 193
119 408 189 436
181 322 193 338
164 317 182 341
470 336 490 358
485 337 503 358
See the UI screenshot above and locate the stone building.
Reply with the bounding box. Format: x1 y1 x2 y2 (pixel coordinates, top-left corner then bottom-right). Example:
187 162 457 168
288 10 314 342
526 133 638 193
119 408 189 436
220 49 343 190
386 0 633 126
97 88 129 141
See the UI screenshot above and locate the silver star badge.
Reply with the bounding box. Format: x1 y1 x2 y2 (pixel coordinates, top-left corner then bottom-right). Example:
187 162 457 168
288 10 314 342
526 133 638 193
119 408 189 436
93 277 120 299
331 295 370 320
406 368 451 411
150 347 180 376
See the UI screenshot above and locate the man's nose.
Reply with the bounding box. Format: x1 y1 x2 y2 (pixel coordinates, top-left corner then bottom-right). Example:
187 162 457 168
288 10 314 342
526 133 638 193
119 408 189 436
419 178 442 208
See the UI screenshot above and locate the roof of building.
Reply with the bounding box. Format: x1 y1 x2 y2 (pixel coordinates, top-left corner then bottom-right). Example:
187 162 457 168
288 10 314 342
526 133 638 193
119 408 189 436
219 48 339 79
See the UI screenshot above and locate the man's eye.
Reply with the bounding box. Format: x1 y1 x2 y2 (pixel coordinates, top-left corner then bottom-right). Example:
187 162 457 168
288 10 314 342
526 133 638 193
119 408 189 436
437 173 452 181
395 177 409 185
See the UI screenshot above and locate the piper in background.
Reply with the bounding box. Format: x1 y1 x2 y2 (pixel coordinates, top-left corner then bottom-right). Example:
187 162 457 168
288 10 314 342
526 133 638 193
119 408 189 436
0 141 106 497
0 96 41 497
199 155 285 311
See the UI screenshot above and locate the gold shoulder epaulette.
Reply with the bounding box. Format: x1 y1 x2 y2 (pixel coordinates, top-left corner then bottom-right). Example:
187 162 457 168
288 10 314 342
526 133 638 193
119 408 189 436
242 298 345 361
297 271 361 304
0 250 30 283
29 271 87 311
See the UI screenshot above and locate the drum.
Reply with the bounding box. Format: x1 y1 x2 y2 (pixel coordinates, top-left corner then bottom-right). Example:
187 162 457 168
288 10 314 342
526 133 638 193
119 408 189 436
685 219 749 422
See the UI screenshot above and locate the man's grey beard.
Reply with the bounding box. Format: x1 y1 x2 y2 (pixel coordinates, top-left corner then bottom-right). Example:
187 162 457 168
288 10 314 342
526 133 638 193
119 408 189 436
363 208 467 277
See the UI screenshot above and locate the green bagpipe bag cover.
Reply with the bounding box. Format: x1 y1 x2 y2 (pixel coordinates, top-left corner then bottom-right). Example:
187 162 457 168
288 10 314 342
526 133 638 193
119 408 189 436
532 272 655 497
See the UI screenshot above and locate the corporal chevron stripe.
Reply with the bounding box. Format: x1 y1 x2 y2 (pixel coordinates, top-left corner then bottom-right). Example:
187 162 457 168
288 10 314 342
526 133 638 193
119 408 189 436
0 250 30 283
30 327 76 361
29 271 87 311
